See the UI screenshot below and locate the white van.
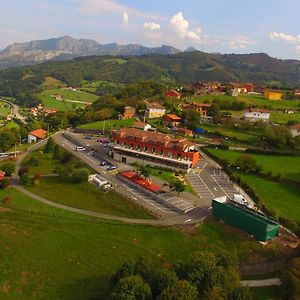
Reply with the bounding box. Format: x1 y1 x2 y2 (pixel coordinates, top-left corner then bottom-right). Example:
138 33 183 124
75 146 86 151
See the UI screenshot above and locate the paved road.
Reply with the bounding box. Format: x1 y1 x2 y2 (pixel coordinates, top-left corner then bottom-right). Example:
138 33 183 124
242 278 282 287
0 98 27 124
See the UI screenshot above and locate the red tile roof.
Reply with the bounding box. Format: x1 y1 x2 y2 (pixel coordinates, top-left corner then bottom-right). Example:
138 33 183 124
133 121 149 128
291 124 300 130
163 114 182 121
147 102 165 109
29 129 48 139
248 108 270 113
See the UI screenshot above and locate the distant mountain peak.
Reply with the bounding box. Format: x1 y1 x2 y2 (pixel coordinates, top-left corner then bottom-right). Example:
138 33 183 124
0 36 181 69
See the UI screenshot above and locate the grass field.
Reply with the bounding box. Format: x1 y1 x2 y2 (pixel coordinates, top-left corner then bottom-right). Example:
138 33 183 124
28 176 154 219
243 175 300 223
0 121 20 131
270 112 300 125
191 94 300 111
38 88 98 111
0 102 11 116
80 118 135 130
206 148 300 182
0 187 282 299
80 80 123 93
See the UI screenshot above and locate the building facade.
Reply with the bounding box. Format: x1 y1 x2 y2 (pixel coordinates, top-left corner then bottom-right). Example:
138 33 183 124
243 109 270 121
111 128 200 171
145 102 166 119
290 124 300 137
264 89 282 100
163 114 182 128
181 102 211 116
123 106 136 119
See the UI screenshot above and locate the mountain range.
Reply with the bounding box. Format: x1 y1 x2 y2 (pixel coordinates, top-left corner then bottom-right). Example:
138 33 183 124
0 36 181 69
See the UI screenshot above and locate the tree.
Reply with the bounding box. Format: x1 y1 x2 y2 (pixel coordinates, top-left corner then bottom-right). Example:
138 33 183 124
0 178 10 189
44 137 55 153
149 269 178 297
282 257 300 300
235 155 257 173
110 275 152 300
72 168 89 183
52 144 63 160
20 173 31 185
159 280 198 300
111 261 135 284
1 162 16 176
228 286 253 300
169 180 185 196
53 165 74 177
138 166 150 180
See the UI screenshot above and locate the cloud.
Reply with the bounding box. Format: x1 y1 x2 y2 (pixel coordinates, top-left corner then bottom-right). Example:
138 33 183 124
170 12 200 41
122 11 129 26
269 32 300 43
225 35 257 50
295 45 300 52
144 22 160 31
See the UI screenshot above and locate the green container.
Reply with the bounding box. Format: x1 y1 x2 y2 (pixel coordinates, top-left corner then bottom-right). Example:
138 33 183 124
212 200 279 241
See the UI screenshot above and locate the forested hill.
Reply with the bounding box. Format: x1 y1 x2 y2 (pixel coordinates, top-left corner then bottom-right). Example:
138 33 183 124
0 51 300 104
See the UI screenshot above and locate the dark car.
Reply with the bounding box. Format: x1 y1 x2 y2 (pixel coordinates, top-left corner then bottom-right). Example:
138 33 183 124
100 161 109 166
107 165 117 171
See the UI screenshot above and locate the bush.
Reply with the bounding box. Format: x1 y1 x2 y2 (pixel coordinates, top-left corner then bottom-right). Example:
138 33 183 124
44 137 55 153
52 144 63 160
0 178 10 189
1 162 16 176
20 173 31 186
72 168 89 183
18 167 29 177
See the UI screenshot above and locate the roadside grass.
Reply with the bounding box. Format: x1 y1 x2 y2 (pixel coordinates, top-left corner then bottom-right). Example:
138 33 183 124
27 176 154 219
80 118 135 130
0 188 284 299
206 148 300 182
251 286 282 300
242 175 300 223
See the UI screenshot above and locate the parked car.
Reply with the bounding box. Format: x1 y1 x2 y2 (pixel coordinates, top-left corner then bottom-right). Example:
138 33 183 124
100 161 109 166
107 165 117 171
75 146 86 151
84 136 94 140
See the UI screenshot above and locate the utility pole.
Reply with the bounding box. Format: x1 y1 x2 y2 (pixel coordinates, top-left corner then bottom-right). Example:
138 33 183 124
102 119 105 135
14 143 17 158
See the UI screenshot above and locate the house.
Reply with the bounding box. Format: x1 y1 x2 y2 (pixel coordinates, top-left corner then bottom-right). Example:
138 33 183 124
228 82 254 94
163 114 182 128
177 128 193 137
123 106 136 119
264 89 282 100
243 108 270 121
181 102 211 116
111 128 201 172
145 102 166 119
133 121 152 131
290 124 300 137
27 129 48 143
294 89 300 98
43 108 57 116
164 90 181 99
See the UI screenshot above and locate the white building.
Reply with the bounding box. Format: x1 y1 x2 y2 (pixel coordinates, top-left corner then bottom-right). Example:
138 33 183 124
133 121 152 131
243 109 270 122
290 124 300 137
145 102 166 119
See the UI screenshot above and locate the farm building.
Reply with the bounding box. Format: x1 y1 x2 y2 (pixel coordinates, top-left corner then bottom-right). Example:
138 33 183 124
243 108 270 121
164 90 181 99
145 102 166 119
212 196 279 241
27 129 48 143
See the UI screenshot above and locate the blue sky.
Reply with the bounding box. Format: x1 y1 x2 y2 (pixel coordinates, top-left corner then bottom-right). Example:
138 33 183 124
1 0 300 59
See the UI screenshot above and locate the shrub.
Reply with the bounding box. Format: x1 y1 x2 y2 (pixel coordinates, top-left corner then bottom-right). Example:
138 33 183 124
52 144 63 160
44 137 55 153
34 173 41 180
72 168 89 183
0 178 10 189
20 173 31 186
28 154 39 166
18 167 29 176
1 162 16 176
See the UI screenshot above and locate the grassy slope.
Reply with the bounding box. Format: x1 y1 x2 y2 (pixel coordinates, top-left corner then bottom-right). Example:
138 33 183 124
0 188 280 300
0 102 11 116
252 286 282 300
206 148 300 182
243 175 300 223
38 88 98 111
28 176 154 219
79 118 135 130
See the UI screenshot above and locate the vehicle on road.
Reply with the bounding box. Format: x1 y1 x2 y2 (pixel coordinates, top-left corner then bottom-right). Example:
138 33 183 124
84 135 94 140
75 146 86 151
100 161 109 166
107 165 117 171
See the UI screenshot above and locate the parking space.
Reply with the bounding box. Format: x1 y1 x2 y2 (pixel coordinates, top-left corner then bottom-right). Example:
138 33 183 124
187 172 215 199
211 174 237 199
159 192 195 213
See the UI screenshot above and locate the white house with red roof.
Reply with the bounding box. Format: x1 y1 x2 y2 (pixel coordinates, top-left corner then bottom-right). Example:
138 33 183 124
27 129 48 143
243 108 270 121
290 124 300 137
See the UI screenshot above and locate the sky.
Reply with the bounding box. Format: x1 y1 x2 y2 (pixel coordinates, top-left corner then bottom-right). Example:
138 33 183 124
1 0 300 59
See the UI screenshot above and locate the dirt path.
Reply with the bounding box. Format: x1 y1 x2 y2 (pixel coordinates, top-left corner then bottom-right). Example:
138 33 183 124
242 278 282 287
